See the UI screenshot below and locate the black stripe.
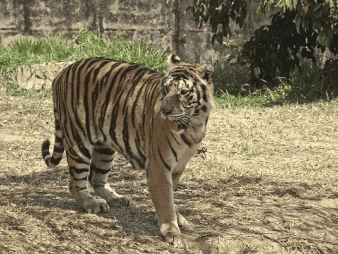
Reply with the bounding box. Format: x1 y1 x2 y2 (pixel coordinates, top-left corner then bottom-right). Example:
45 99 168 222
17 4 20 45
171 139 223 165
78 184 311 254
42 145 50 160
42 139 50 150
131 70 149 128
180 133 191 147
66 145 89 167
55 117 61 130
135 132 146 168
121 65 143 115
170 131 179 145
69 166 88 176
100 63 124 143
196 88 201 102
50 156 62 165
158 147 171 172
72 60 84 116
61 109 72 150
71 119 91 160
72 62 86 135
127 159 136 169
55 135 63 143
141 76 158 131
92 61 110 136
149 79 161 108
84 62 96 145
73 167 89 174
91 184 105 187
166 136 177 161
122 113 132 159
66 146 79 161
90 164 111 174
53 146 64 153
94 147 115 155
109 103 123 152
103 64 123 141
201 84 208 102
101 158 114 163
131 67 149 88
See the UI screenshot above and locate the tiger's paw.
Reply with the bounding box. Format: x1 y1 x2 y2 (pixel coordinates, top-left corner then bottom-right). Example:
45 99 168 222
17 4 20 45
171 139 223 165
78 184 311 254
82 199 110 214
164 232 190 248
160 221 190 248
155 212 191 230
108 195 132 207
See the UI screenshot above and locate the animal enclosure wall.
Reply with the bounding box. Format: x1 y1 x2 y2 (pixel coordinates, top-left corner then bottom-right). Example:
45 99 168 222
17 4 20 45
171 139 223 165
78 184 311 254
0 0 276 64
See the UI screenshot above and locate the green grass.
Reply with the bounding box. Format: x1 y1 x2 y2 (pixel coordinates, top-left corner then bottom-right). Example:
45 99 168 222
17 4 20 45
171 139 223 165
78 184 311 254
1 27 337 107
0 28 171 73
214 85 289 107
0 28 174 98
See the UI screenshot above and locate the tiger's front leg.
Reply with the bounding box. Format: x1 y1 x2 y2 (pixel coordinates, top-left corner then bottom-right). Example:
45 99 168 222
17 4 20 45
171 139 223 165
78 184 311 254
172 170 191 229
146 159 190 248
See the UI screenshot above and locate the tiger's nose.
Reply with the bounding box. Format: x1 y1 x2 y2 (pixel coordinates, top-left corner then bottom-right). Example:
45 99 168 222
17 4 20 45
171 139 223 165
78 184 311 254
161 96 177 115
161 107 172 115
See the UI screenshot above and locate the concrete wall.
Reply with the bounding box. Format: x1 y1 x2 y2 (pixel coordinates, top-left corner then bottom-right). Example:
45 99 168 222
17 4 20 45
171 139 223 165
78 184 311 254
0 0 277 64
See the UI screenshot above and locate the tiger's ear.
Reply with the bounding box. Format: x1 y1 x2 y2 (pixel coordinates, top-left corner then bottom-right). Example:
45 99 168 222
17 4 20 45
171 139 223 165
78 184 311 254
198 64 214 83
167 54 181 71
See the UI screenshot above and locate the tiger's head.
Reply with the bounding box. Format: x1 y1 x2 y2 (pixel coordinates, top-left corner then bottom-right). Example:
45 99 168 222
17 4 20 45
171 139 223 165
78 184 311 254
160 54 214 133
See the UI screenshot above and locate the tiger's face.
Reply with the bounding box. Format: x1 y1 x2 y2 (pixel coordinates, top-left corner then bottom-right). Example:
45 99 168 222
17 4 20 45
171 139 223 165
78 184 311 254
161 55 214 132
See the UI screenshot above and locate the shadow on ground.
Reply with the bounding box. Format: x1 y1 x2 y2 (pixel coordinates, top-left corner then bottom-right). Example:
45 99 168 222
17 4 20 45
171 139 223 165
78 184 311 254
0 154 337 254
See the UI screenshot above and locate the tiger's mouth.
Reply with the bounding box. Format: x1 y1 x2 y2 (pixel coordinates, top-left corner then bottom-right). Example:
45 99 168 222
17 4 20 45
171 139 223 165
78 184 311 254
160 93 197 132
161 110 195 132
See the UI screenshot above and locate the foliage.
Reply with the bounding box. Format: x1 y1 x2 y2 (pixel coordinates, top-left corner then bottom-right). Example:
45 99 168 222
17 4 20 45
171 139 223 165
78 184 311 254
241 0 338 89
75 27 106 47
186 0 247 45
0 28 172 73
213 41 251 96
259 0 338 49
0 33 77 70
177 0 338 100
284 55 338 103
241 10 301 88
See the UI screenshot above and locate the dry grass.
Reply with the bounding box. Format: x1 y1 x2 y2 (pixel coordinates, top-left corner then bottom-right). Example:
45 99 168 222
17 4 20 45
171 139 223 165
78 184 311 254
0 92 337 253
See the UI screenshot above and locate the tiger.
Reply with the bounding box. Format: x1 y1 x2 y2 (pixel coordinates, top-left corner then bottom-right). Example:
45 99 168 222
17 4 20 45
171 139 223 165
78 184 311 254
41 54 214 248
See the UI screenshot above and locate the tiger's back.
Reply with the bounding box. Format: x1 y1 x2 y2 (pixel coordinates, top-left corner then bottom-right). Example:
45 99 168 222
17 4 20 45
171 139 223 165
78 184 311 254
42 55 214 248
52 57 163 169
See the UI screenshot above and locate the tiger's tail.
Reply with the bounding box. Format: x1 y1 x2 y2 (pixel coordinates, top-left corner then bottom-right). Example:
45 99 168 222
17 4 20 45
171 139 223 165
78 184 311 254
41 116 64 168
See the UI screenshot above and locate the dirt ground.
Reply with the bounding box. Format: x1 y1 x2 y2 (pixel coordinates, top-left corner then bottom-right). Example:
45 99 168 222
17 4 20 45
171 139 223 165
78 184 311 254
0 93 338 253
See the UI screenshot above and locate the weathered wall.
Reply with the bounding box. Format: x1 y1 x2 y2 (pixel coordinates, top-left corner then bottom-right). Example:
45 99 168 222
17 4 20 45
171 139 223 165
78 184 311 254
0 0 174 52
177 0 279 63
0 0 277 64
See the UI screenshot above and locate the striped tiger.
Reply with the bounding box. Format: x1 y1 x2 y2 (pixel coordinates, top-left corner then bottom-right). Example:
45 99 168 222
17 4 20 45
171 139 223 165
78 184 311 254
41 54 214 248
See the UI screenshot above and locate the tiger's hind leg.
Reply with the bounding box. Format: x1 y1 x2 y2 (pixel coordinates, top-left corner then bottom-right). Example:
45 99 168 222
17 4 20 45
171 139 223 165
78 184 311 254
67 152 110 214
89 146 132 207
